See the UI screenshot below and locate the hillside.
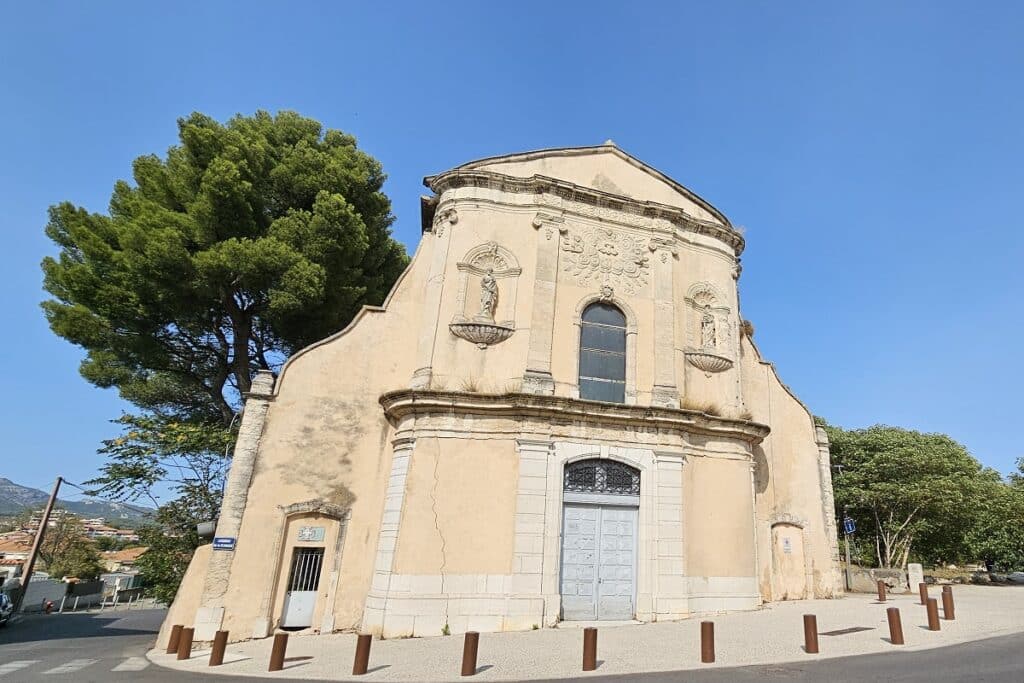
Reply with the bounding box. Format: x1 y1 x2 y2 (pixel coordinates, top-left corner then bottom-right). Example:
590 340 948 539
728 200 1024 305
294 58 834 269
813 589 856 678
0 478 152 527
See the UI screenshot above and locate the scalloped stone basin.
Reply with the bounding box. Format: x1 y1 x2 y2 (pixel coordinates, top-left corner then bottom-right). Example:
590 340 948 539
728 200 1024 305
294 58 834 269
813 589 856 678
686 351 733 374
449 321 515 348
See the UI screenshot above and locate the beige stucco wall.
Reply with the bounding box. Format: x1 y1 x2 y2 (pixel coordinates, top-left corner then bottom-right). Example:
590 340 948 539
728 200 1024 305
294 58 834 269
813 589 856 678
207 234 433 639
684 455 756 577
157 543 212 649
740 334 840 599
394 437 518 575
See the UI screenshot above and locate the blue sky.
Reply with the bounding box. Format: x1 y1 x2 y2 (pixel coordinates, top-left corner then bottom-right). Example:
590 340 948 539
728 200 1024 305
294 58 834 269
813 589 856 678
2 1 1022 502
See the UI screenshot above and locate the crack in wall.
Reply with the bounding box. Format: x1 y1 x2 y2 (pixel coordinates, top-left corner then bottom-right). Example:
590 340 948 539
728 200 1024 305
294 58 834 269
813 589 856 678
429 448 449 630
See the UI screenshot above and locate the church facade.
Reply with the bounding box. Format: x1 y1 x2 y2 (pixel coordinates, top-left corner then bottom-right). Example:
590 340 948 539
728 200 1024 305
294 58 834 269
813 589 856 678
168 144 842 644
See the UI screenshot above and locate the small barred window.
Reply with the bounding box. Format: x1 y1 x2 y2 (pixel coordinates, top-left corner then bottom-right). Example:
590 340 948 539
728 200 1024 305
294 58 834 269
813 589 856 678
564 459 640 496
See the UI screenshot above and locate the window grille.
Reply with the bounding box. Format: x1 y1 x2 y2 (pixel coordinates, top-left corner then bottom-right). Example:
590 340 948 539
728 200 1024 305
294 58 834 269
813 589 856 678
286 547 324 592
578 302 627 403
564 459 640 496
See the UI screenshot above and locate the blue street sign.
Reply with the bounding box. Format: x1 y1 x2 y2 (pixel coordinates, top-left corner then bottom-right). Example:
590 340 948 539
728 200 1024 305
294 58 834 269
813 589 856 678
212 536 236 551
843 517 856 535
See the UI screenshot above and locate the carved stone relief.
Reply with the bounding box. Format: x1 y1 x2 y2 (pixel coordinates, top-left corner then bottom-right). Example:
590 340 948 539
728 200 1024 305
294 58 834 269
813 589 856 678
560 228 650 294
684 281 734 376
450 242 521 349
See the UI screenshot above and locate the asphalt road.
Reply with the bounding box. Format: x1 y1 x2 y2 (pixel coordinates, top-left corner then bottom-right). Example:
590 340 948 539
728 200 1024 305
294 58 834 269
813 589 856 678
1 607 1022 682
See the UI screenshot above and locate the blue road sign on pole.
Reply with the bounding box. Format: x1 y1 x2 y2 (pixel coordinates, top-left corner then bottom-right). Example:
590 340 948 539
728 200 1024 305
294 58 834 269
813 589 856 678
843 517 856 535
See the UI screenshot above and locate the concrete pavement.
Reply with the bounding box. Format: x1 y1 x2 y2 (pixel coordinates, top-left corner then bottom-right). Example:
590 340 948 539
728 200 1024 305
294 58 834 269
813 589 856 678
149 585 1024 681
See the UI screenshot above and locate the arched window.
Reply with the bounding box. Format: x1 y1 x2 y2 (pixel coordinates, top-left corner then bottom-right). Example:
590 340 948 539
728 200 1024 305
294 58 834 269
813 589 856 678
564 459 640 496
578 302 627 403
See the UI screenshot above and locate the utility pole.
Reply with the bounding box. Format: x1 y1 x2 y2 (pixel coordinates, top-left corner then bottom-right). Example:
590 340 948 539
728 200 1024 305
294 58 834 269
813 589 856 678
13 476 62 612
843 505 853 592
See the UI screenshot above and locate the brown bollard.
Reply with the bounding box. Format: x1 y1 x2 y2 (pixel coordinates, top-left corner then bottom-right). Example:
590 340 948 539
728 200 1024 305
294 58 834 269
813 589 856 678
209 630 229 666
268 632 289 672
700 621 715 663
582 627 598 671
877 579 887 602
886 607 904 645
166 624 184 654
461 631 480 676
803 614 819 654
919 582 929 605
942 586 956 620
352 634 372 675
176 627 195 660
926 597 941 631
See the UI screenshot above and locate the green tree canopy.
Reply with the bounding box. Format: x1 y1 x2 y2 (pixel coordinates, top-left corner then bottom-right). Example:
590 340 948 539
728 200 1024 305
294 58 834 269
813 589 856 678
827 424 999 568
42 110 408 424
968 458 1024 571
39 514 104 582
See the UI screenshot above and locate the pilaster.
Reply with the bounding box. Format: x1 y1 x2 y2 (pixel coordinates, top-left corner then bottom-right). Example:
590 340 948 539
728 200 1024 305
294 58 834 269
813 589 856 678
194 370 275 641
522 211 565 395
815 426 844 595
410 212 455 389
649 237 678 407
653 450 687 618
361 433 416 633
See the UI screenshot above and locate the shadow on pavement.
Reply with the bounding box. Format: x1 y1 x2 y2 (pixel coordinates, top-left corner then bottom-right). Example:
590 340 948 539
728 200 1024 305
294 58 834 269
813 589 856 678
0 609 162 646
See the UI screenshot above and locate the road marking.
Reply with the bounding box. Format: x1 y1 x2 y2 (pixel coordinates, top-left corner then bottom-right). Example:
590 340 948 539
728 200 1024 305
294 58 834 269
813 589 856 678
42 658 98 674
112 657 150 671
0 661 39 676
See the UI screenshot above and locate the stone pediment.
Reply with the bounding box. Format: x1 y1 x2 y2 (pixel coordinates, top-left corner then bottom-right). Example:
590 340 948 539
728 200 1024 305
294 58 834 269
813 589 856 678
427 143 730 227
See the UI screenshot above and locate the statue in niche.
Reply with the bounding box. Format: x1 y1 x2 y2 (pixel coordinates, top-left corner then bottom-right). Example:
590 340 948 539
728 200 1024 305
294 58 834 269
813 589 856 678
701 304 717 349
478 269 498 320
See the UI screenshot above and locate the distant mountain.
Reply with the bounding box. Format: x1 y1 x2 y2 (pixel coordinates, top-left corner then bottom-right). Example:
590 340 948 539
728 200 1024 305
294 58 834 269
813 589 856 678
0 478 153 527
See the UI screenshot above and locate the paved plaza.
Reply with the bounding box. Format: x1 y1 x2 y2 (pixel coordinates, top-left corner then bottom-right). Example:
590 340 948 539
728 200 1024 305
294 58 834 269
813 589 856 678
149 585 1024 681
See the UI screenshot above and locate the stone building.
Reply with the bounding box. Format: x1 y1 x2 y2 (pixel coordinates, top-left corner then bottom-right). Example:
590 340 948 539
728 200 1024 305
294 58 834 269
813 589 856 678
165 143 842 644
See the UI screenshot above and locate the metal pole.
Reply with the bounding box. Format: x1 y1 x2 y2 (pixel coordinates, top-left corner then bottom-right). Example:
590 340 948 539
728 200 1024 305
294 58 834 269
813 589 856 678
461 631 480 676
352 634 372 675
582 627 598 671
176 627 195 660
269 633 289 671
166 624 184 654
700 621 715 663
886 608 904 645
13 477 62 612
803 614 819 654
926 598 941 631
942 586 955 620
210 630 229 666
843 507 852 591
73 596 79 612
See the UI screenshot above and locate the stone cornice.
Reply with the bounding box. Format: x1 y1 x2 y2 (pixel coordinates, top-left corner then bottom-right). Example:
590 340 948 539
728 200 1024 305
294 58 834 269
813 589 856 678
378 390 770 445
424 170 746 255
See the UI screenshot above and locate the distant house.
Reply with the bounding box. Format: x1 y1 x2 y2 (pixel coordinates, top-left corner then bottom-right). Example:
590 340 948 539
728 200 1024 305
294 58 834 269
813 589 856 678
101 547 148 573
0 533 32 585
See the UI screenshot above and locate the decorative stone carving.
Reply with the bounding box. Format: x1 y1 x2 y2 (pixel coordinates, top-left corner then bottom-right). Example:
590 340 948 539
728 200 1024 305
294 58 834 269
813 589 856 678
279 499 349 520
599 284 614 301
449 320 515 349
700 305 717 349
433 207 458 236
561 228 650 294
479 269 498 320
451 242 521 349
685 351 734 376
648 236 678 264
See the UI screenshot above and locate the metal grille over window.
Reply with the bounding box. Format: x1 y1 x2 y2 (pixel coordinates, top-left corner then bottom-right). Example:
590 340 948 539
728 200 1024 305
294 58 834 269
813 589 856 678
578 302 627 403
287 547 325 592
564 459 640 496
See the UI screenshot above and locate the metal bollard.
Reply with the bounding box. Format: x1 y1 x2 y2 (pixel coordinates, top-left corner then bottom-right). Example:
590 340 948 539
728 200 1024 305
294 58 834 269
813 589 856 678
942 586 955 620
926 598 941 631
352 634 372 675
73 596 79 612
700 621 715 663
919 582 928 605
886 608 904 645
176 627 195 660
582 627 598 671
803 614 819 654
268 632 289 672
461 631 480 676
166 624 184 654
210 630 229 666
877 579 887 602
